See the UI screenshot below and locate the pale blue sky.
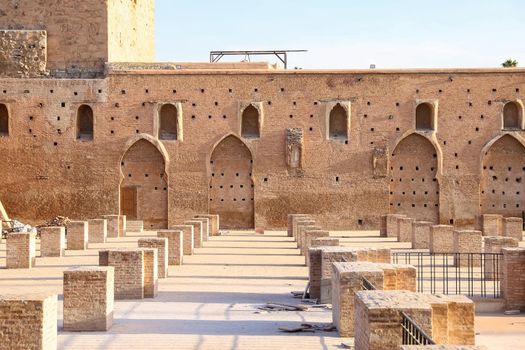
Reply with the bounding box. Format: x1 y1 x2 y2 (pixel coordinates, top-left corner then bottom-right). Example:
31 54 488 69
155 0 525 69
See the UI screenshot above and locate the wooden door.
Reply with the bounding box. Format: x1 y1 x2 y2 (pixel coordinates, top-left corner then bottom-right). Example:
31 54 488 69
120 186 138 219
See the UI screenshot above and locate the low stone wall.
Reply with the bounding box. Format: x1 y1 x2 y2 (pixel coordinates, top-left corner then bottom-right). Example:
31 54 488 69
354 290 474 350
157 230 183 265
311 237 339 247
6 232 36 268
484 236 518 280
138 237 169 278
63 266 114 331
380 214 406 238
99 249 144 299
67 221 88 250
303 230 330 265
88 219 107 244
40 226 66 257
453 230 482 267
0 293 57 349
170 225 194 255
331 261 416 337
191 217 209 243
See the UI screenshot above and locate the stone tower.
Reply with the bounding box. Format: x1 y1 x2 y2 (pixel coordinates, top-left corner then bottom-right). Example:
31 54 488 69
0 0 155 77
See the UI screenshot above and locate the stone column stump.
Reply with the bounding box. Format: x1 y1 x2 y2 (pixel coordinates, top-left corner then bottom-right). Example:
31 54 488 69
170 225 194 255
6 231 36 268
157 230 183 265
138 237 169 278
67 221 88 250
99 249 144 299
88 219 107 243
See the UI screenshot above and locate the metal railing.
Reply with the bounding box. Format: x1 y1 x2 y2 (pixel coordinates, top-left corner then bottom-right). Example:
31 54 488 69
392 252 503 298
401 312 436 345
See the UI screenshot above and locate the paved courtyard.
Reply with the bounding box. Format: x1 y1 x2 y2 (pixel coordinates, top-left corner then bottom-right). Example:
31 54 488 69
0 231 524 349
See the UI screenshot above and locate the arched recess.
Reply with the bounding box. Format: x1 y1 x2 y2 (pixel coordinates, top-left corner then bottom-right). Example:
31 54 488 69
209 134 254 229
241 105 260 138
389 133 440 223
415 103 434 131
480 134 525 217
503 101 523 130
77 105 93 140
329 103 348 140
120 136 168 229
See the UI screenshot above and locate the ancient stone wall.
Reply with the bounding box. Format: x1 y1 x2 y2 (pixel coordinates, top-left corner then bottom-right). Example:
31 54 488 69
0 30 47 78
0 70 525 229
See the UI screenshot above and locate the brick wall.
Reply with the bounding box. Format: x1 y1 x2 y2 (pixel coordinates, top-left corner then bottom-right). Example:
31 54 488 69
6 232 36 268
67 221 88 250
99 249 144 299
138 237 168 278
184 220 203 248
484 236 518 280
40 226 65 257
481 214 502 236
397 217 415 243
157 230 183 265
412 221 432 249
142 248 158 298
311 237 339 247
63 266 114 331
303 230 329 265
0 293 57 349
501 247 525 311
192 218 209 243
287 214 308 237
102 215 119 238
170 225 194 255
429 225 454 253
502 217 523 241
0 30 47 78
195 214 220 236
88 219 107 243
453 230 482 267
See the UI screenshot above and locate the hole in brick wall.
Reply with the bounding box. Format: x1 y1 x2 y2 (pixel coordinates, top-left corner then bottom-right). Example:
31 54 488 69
335 176 340 182
492 88 497 92
223 115 227 119
443 141 447 145
215 102 218 106
455 153 458 157
192 103 196 107
115 103 120 107
39 103 43 108
439 89 443 93
201 89 205 93
111 130 114 134
57 129 61 134
74 92 78 96
173 90 177 94
264 177 268 182
110 117 114 121
254 88 258 92
268 101 272 105
367 101 371 105
2 90 6 94
241 105 260 138
280 88 285 92
364 114 368 118
293 101 296 105
358 219 363 225
371 128 375 131
121 90 126 94
309 127 313 131
314 102 318 105
449 219 454 224
28 129 32 133
396 127 400 131
345 140 349 144
61 102 66 107
289 114 293 118
192 115 196 119
476 127 479 131
396 102 400 107
208 115 212 119
29 116 33 121
142 102 146 106
310 114 314 118
458 115 462 120
136 130 139 133
488 100 492 105
50 90 54 94
98 89 102 93
135 116 139 120
145 89 149 93
76 105 93 140
468 140 472 144
53 142 58 146
469 102 473 107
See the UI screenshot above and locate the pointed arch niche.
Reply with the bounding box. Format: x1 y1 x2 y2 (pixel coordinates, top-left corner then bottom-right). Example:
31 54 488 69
209 134 254 229
120 136 168 229
389 133 440 223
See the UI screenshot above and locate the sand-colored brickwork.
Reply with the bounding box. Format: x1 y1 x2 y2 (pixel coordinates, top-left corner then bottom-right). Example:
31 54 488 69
430 225 454 253
67 221 88 250
103 215 120 238
157 230 184 265
6 231 36 268
40 226 66 257
185 220 204 248
63 266 114 331
170 225 194 255
138 237 168 278
88 219 107 243
99 249 144 299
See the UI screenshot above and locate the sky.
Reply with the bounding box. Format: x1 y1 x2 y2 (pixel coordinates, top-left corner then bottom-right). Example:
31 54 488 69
155 0 525 69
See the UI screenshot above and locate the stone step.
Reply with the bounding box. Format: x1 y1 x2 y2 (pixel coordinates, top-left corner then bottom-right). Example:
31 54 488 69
126 220 143 232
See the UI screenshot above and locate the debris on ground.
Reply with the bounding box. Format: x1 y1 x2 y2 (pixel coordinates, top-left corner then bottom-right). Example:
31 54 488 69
40 216 71 228
278 323 336 333
257 302 309 312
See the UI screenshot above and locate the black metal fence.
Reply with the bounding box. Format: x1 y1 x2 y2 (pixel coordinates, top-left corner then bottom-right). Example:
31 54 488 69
392 252 503 298
401 312 436 345
361 276 377 291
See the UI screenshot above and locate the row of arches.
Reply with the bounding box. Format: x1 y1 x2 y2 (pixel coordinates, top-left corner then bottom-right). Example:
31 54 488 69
390 133 525 223
121 131 524 230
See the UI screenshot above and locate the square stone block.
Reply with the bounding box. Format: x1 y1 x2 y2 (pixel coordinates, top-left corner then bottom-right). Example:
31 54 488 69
0 293 57 350
412 221 432 249
481 214 502 236
453 230 482 267
299 224 320 254
502 217 523 241
63 266 114 331
6 232 36 268
293 216 313 240
501 247 525 311
67 221 88 250
429 225 454 253
295 219 316 249
170 225 194 255
142 248 158 298
484 236 518 280
192 217 209 243
99 249 144 299
88 219 107 244
157 230 183 265
382 214 406 238
138 237 169 278
397 217 415 243
195 214 219 236
40 226 66 257
304 230 329 265
185 220 203 248
102 215 119 238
